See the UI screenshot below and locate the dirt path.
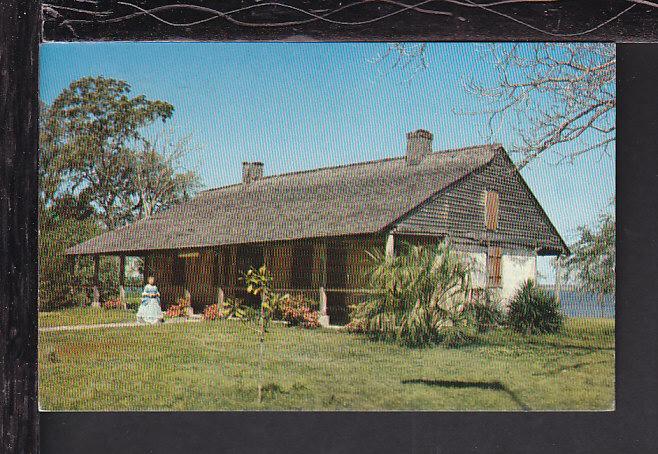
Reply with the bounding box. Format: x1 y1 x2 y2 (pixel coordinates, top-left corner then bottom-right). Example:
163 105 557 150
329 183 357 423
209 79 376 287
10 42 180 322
39 316 202 333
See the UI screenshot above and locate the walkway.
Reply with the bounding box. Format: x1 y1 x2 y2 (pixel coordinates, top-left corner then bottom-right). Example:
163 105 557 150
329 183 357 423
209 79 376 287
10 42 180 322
39 315 202 333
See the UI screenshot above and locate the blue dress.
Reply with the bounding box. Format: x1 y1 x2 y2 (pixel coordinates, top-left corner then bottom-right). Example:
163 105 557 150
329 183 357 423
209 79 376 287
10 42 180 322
136 284 164 324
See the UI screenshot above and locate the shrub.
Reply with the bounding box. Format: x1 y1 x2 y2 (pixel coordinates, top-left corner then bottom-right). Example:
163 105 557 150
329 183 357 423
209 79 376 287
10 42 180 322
507 280 563 334
103 298 124 310
220 298 247 319
275 295 320 329
464 291 505 333
351 241 472 347
166 297 191 318
202 303 223 321
439 325 477 348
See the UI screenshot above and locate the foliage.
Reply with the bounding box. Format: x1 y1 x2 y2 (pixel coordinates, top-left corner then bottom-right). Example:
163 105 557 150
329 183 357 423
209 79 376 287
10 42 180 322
351 241 473 347
464 290 506 333
44 76 176 229
165 297 191 318
102 298 124 310
38 213 103 310
243 265 271 299
275 296 320 329
39 76 200 313
563 200 615 299
219 298 248 319
508 280 563 335
202 303 223 321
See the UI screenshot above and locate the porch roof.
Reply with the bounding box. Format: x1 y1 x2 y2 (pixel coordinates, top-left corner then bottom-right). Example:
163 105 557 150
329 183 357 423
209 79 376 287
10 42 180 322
67 144 505 255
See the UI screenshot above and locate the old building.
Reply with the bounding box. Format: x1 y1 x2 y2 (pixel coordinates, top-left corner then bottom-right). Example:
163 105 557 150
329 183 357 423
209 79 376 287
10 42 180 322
67 129 568 324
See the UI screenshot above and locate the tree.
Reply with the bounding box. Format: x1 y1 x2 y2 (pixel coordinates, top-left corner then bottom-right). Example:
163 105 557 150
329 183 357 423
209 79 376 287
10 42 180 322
376 43 615 168
39 76 202 309
45 76 175 229
132 130 201 218
563 200 616 301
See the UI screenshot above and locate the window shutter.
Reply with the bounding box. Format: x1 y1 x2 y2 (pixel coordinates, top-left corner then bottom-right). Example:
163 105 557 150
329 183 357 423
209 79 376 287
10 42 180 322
485 191 500 230
487 246 502 288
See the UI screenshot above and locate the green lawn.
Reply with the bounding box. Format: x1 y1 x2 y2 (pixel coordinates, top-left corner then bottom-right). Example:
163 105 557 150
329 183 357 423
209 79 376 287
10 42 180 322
39 307 138 328
38 317 614 411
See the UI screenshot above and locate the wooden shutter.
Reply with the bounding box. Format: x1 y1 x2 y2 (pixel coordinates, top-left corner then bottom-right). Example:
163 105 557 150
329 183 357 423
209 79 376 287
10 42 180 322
485 191 500 230
487 246 502 288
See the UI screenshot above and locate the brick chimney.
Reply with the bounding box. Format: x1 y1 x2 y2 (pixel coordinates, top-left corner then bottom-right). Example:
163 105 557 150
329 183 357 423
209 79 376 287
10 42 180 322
242 161 264 184
405 129 433 165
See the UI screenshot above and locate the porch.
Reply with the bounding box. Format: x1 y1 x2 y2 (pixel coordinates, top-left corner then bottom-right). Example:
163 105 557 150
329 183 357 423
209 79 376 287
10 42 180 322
70 234 394 325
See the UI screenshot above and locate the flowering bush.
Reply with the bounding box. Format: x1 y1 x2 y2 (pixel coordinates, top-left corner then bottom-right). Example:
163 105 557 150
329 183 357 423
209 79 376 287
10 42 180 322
103 298 123 310
202 303 223 321
343 318 368 334
275 295 320 329
166 298 191 318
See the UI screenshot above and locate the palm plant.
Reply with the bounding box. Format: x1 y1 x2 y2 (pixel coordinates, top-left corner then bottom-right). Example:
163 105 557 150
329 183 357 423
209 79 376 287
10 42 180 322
353 241 473 347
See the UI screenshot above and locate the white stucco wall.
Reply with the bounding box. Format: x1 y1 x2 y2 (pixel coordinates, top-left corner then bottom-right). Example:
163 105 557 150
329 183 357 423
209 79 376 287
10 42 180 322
455 245 537 307
499 252 537 304
459 251 487 289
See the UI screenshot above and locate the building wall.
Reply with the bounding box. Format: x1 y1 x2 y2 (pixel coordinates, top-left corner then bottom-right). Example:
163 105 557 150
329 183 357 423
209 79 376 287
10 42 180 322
499 252 537 303
394 151 563 253
455 244 537 306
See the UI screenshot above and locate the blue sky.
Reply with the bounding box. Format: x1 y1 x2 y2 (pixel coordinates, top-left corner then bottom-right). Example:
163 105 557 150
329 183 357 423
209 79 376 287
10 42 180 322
40 42 615 282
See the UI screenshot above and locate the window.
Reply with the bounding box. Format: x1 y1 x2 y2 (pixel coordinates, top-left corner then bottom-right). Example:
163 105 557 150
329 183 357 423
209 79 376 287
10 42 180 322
487 246 502 288
484 190 500 230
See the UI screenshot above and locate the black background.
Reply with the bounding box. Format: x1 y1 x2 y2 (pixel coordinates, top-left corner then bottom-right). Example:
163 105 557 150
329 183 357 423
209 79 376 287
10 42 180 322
3 1 658 452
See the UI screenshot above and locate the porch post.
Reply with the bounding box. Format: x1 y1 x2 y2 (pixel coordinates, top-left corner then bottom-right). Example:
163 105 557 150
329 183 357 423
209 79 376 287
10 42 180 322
229 245 238 298
119 254 126 310
318 286 329 327
67 255 76 299
385 232 395 258
317 240 330 327
215 248 225 307
554 254 563 307
92 254 100 308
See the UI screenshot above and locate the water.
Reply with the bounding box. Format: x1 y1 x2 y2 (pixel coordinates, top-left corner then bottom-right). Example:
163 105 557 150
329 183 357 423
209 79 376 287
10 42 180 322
549 290 615 319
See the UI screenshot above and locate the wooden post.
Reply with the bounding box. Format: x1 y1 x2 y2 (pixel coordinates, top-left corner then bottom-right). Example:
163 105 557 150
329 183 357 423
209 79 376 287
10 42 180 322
385 232 395 258
229 245 238 298
92 254 100 308
317 240 330 327
554 255 562 307
119 255 126 310
68 255 76 299
318 286 330 327
217 287 225 307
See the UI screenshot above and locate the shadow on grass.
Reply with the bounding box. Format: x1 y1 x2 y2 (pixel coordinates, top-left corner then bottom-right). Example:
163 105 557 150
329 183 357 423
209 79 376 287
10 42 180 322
401 378 530 411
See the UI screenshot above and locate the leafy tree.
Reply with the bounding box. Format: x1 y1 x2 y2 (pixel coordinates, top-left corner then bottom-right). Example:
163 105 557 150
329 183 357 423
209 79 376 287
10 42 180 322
38 212 102 310
45 76 175 228
39 76 201 311
564 200 616 300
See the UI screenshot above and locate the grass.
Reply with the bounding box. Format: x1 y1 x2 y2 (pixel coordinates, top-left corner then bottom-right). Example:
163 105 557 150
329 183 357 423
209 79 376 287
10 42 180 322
38 317 614 411
39 307 137 328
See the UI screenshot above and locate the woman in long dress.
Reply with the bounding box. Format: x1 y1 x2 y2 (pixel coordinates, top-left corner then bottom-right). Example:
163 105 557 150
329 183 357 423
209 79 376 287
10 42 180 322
136 276 164 324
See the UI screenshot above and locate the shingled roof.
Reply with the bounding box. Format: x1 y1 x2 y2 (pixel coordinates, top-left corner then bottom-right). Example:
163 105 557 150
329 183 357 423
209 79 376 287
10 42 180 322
66 143 508 255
